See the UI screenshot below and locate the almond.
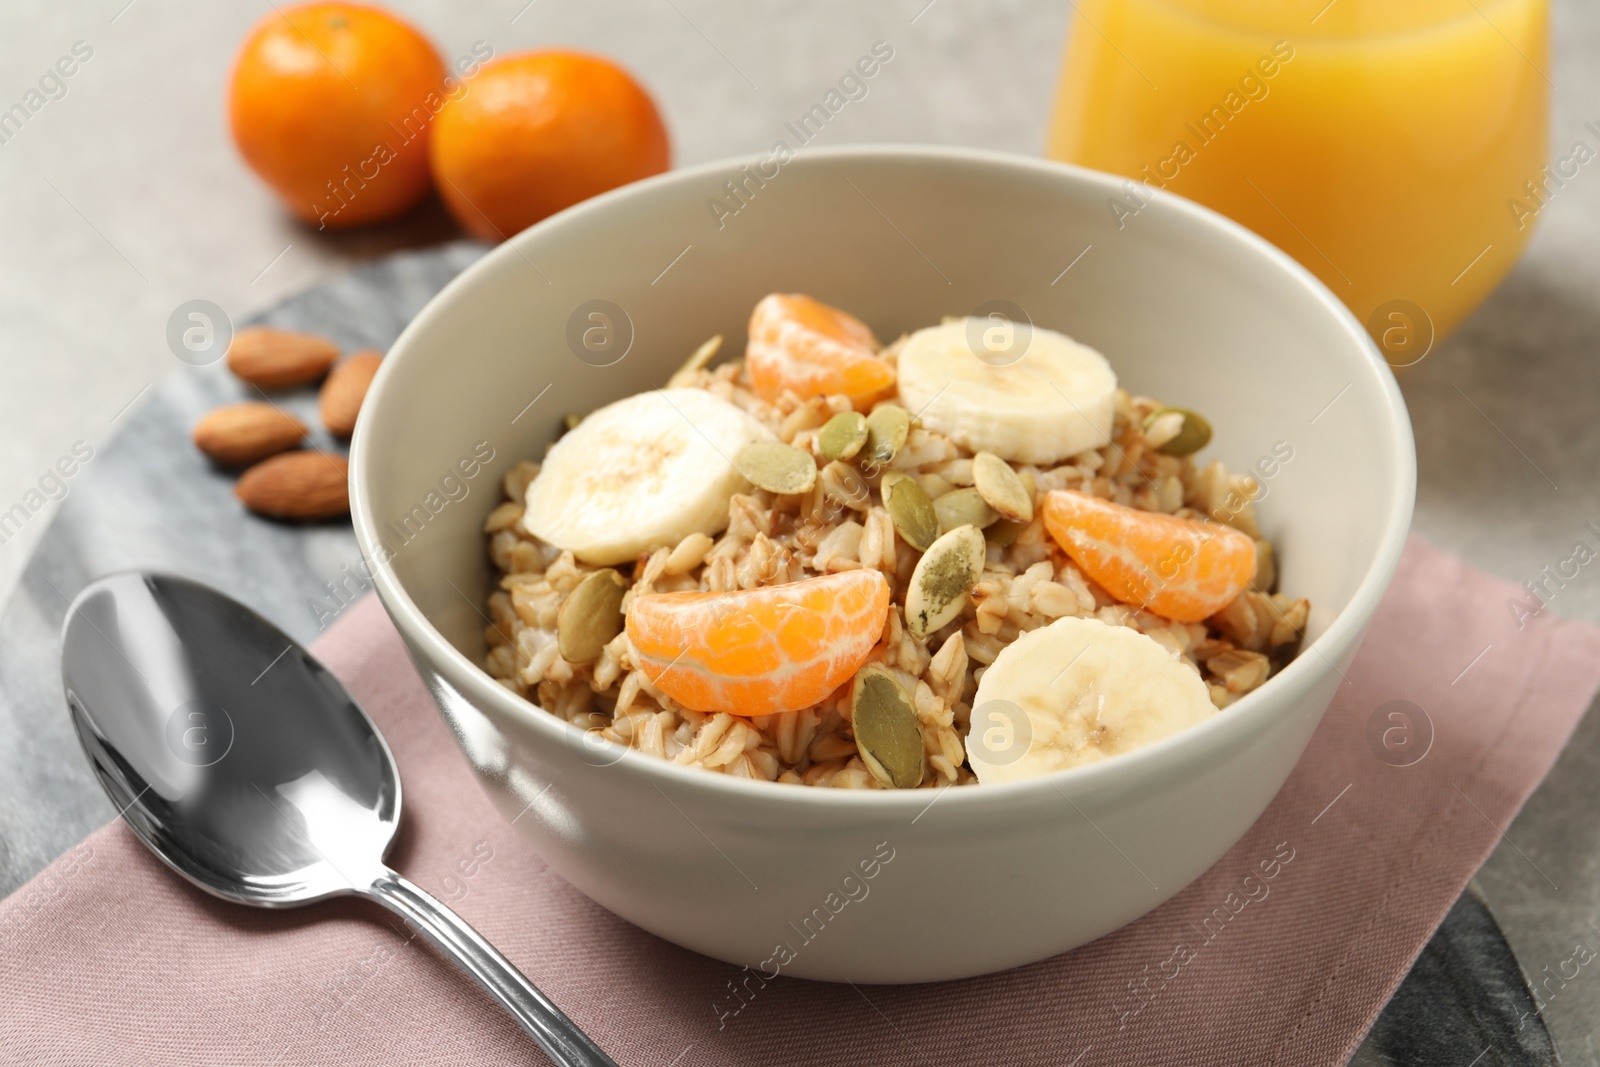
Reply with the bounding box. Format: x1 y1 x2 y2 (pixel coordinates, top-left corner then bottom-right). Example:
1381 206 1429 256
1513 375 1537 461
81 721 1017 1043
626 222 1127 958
226 326 339 388
235 451 349 520
319 350 382 437
193 403 307 467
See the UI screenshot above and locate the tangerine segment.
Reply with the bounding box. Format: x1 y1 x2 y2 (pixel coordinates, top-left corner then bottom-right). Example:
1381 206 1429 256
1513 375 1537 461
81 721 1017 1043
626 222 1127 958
626 570 891 716
1041 490 1255 623
746 294 895 408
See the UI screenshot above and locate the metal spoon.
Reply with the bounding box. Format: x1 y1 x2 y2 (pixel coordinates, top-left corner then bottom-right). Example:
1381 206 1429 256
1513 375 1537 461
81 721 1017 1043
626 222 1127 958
60 571 616 1067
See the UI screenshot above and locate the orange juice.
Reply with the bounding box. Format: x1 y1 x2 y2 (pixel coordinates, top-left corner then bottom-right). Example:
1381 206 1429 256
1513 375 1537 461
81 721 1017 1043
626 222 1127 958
1048 0 1549 349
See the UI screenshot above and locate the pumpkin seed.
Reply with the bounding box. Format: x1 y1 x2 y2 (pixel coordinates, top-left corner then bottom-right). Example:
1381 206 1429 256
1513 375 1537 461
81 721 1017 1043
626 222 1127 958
556 568 627 663
1142 406 1212 456
972 452 1034 523
666 334 723 387
851 665 927 789
905 524 985 637
933 487 999 534
863 404 910 465
986 519 1024 548
818 411 869 461
880 472 939 552
736 440 817 495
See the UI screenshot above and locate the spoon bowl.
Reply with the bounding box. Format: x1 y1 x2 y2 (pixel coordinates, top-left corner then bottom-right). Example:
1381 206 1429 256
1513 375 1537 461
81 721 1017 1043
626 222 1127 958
61 572 614 1067
63 572 399 906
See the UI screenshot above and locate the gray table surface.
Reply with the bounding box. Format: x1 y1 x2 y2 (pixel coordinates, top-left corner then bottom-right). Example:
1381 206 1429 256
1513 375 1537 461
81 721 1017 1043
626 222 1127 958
1 0 1597 1062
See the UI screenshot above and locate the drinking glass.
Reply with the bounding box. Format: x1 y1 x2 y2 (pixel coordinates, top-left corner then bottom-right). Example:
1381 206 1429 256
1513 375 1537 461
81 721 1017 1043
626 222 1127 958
1048 0 1550 365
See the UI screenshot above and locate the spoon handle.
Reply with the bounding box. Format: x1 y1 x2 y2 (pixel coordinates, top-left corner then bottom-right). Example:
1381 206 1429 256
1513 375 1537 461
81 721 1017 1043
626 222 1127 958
367 867 619 1067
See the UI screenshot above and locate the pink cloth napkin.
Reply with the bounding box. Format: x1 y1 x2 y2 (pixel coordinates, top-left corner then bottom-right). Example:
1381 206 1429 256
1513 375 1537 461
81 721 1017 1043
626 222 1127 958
4 536 1600 1066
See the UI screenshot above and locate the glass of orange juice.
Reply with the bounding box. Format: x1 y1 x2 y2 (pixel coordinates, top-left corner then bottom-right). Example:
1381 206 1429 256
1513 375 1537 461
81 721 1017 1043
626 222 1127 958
1048 0 1549 365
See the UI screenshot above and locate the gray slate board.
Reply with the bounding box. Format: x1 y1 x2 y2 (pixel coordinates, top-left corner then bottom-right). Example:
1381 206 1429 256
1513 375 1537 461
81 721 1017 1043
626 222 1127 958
0 242 1554 1066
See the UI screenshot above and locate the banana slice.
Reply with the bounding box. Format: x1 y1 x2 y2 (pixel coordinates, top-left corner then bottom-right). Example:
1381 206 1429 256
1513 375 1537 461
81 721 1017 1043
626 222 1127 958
895 318 1116 466
522 388 772 565
967 616 1214 784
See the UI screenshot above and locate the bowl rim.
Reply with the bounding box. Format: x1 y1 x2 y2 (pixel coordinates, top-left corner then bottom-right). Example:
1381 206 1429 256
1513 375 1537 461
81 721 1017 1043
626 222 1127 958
350 142 1416 811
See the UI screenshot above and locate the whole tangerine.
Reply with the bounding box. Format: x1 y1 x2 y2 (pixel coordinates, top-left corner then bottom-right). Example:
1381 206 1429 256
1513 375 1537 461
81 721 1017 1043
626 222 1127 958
229 2 448 229
429 51 670 241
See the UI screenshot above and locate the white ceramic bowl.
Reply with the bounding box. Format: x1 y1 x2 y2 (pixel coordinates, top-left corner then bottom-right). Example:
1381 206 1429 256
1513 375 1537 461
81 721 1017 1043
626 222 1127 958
350 146 1413 983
